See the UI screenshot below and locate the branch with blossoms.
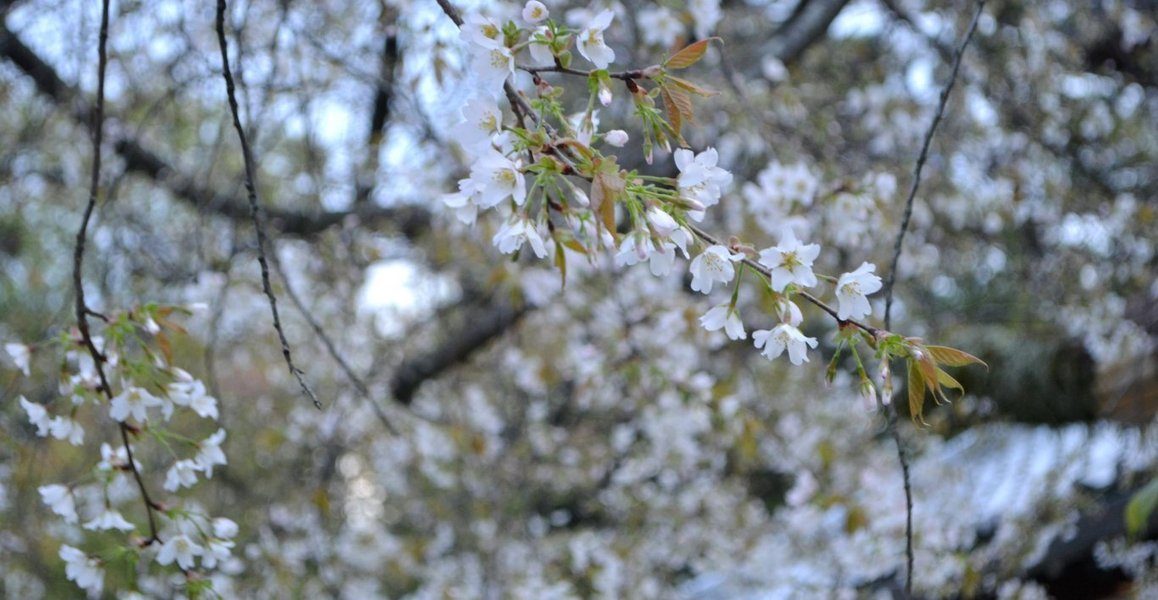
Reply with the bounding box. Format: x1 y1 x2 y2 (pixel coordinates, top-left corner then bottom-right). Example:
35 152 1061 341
5 1 241 596
436 0 985 424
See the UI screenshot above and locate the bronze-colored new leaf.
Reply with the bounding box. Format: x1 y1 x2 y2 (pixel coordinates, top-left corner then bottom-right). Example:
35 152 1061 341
925 345 987 368
667 75 718 98
907 358 928 425
664 38 719 70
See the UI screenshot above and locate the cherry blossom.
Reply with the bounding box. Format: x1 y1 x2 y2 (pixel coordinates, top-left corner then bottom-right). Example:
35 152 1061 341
109 385 163 423
638 7 683 48
577 9 616 69
39 484 77 523
164 459 201 492
753 323 818 365
5 342 29 376
614 232 654 267
522 1 548 24
835 262 883 320
758 231 820 292
196 428 228 478
84 508 135 532
60 545 104 596
19 395 50 436
156 533 203 570
48 415 84 446
469 149 526 209
493 215 548 258
451 96 504 153
689 245 743 294
605 129 629 147
443 177 481 225
675 147 733 220
700 303 747 340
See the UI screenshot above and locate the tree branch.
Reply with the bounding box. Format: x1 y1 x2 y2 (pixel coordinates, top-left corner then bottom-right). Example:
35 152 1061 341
0 22 430 240
390 300 528 405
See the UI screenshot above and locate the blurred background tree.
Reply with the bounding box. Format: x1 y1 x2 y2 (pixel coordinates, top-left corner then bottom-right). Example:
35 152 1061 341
1 0 1156 597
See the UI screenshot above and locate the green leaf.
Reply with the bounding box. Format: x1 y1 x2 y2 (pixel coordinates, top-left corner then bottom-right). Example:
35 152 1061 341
1126 478 1158 538
926 345 988 369
825 343 844 387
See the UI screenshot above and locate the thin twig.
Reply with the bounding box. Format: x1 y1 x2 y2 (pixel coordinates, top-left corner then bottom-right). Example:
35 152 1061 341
881 2 986 596
215 0 321 409
883 0 986 325
266 248 398 433
73 0 160 543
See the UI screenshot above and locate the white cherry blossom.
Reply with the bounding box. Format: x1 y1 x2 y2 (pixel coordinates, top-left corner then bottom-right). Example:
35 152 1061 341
109 385 163 423
700 303 747 340
638 7 683 48
469 149 526 209
60 545 104 596
615 232 654 267
689 0 723 39
164 459 201 492
156 534 203 570
84 508 135 532
522 1 548 24
753 323 818 365
460 13 504 49
577 9 616 69
196 428 228 478
48 415 84 446
470 44 516 96
39 484 78 523
452 96 504 153
528 26 555 65
774 297 804 326
5 342 30 376
836 262 883 320
605 129 629 147
758 231 820 292
19 395 50 436
648 228 692 277
443 177 481 225
689 245 743 294
675 147 733 220
493 215 548 258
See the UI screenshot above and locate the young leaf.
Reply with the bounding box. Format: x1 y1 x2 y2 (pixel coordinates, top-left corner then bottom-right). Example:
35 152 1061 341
907 358 928 425
1126 478 1158 539
926 345 988 368
660 87 683 139
667 75 718 97
663 38 719 70
554 238 567 288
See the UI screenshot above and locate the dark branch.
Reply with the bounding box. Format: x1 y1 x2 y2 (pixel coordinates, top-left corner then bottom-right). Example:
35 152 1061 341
390 300 528 405
764 0 852 64
879 2 986 595
216 0 320 409
0 23 429 240
71 0 161 543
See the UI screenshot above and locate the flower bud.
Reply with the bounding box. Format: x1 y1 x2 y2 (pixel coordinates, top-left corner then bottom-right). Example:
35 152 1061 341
605 129 628 147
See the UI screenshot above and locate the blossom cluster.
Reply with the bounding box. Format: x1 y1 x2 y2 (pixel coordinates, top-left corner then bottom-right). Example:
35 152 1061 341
6 306 238 597
441 1 890 398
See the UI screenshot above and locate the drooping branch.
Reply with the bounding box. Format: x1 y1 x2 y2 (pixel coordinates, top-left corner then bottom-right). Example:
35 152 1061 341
879 2 986 595
216 0 320 409
71 0 161 544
